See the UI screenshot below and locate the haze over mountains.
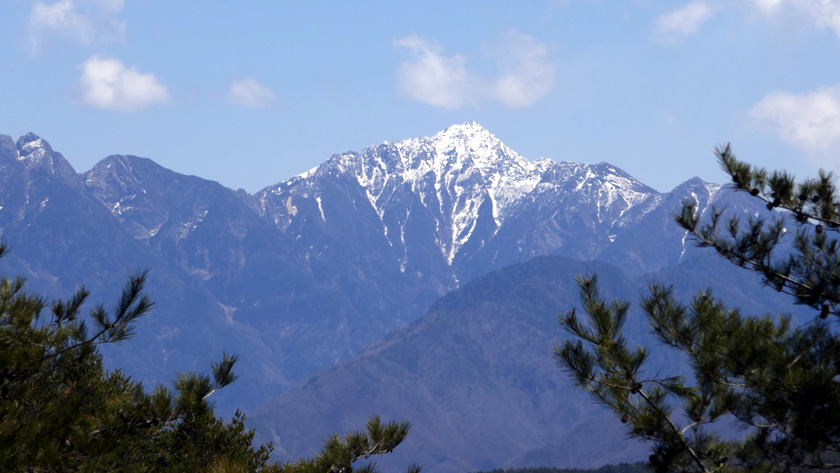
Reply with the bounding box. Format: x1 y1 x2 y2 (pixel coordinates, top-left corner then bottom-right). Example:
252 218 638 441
0 123 789 471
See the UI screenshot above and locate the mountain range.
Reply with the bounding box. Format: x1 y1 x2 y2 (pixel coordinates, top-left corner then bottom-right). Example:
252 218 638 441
0 123 792 470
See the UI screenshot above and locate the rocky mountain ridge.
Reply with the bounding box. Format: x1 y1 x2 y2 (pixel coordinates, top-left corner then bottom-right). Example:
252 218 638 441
0 123 764 418
257 122 660 281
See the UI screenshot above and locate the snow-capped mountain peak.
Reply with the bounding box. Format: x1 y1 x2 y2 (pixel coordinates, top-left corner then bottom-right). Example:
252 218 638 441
12 132 78 182
391 121 534 179
429 121 517 164
351 122 548 263
17 133 50 164
260 122 659 270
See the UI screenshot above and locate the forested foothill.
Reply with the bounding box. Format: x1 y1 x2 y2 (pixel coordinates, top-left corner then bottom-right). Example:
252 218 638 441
472 461 651 473
0 247 416 473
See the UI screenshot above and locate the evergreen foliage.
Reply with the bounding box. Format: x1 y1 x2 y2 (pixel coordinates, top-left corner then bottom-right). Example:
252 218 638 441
471 461 651 473
282 416 421 473
555 147 840 473
0 244 416 472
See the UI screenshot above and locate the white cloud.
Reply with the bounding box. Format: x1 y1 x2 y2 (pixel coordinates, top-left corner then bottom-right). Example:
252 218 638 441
394 31 555 109
651 1 840 40
487 30 556 108
749 0 840 38
654 1 715 37
29 0 125 53
31 0 92 45
78 56 169 112
749 86 840 156
750 0 784 13
228 78 277 108
393 35 473 109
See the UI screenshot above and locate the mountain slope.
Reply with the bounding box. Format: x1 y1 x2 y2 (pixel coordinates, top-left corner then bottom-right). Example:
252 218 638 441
250 257 648 472
0 134 250 392
0 124 770 417
249 252 802 472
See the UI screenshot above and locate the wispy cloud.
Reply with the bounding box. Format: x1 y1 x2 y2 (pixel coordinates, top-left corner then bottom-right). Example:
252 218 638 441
227 78 277 108
652 1 840 40
30 0 93 47
77 56 169 112
654 1 715 39
749 86 840 165
393 35 472 109
394 31 556 109
748 0 840 38
750 0 784 13
29 0 126 53
486 30 556 108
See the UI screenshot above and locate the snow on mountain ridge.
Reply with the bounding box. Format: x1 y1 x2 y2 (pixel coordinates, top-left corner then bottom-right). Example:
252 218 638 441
360 122 545 262
17 134 55 172
527 160 656 229
265 122 659 265
288 122 537 211
19 138 46 162
12 133 80 185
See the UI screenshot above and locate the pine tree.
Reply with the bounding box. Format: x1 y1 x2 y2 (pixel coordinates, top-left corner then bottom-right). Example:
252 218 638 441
554 146 840 473
0 244 418 472
281 416 421 473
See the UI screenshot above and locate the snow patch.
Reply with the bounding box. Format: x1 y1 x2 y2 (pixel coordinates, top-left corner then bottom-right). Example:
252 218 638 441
316 196 325 222
145 216 168 238
175 209 208 241
284 196 298 216
19 138 46 162
679 231 689 262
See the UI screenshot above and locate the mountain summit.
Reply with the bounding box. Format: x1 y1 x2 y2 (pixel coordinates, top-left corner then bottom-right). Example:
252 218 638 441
258 122 660 280
0 123 764 420
0 132 78 183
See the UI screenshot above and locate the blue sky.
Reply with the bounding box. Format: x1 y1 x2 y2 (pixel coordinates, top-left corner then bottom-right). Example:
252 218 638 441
1 0 839 193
